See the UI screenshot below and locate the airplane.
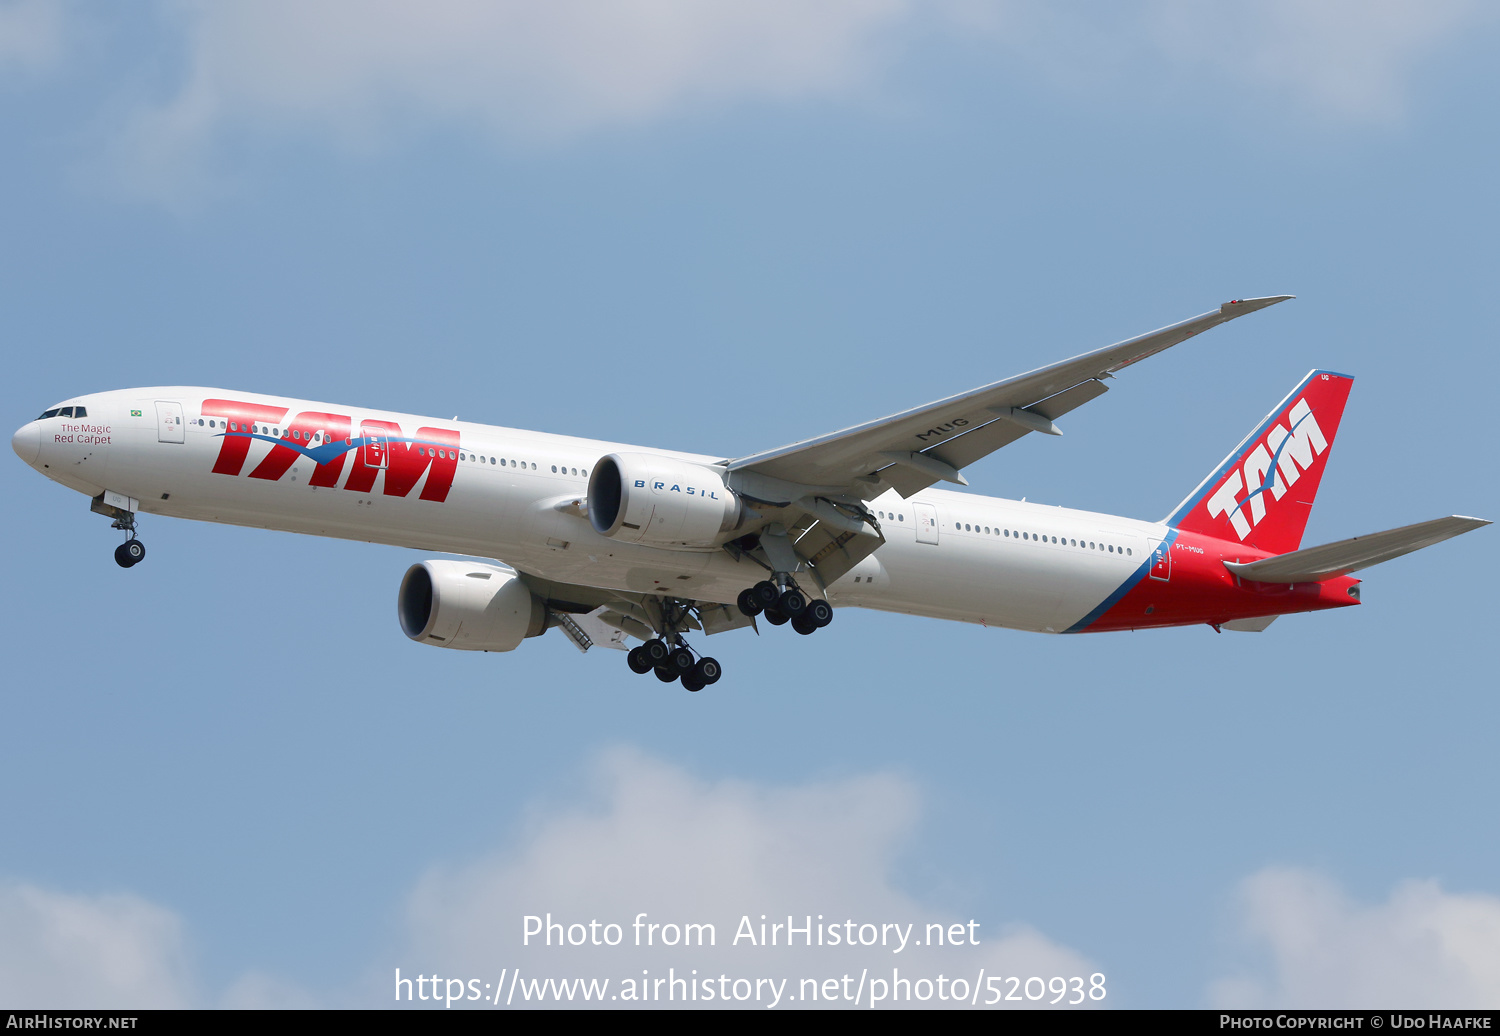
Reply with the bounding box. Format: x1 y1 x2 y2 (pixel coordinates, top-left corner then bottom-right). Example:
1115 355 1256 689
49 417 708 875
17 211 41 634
11 296 1488 691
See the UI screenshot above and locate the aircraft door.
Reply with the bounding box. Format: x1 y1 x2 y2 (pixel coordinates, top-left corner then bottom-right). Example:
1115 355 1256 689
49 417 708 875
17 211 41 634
155 401 185 443
1148 538 1171 581
363 434 388 469
914 502 939 545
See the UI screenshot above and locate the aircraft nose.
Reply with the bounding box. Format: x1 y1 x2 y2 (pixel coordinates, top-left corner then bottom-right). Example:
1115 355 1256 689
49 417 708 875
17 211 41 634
11 421 41 466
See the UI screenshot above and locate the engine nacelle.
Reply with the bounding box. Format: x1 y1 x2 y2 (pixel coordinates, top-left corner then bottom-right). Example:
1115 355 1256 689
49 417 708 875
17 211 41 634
397 560 547 652
587 453 742 549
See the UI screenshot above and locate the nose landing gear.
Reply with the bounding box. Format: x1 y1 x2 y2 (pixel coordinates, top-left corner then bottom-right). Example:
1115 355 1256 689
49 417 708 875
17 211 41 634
93 495 146 569
114 538 146 568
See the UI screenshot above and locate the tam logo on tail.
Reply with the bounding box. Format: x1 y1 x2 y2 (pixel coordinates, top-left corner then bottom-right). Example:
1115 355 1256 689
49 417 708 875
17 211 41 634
1167 371 1353 555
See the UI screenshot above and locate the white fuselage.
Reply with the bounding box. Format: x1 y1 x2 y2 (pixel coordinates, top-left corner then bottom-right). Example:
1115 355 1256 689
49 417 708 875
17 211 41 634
19 388 1166 634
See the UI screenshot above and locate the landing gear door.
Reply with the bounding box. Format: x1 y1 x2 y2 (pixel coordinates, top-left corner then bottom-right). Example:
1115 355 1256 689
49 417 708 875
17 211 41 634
914 502 939 545
1148 538 1171 581
155 401 185 444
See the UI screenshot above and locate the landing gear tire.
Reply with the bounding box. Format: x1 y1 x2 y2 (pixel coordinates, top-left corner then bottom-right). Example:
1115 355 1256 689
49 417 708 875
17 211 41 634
752 581 780 609
114 540 145 568
805 599 834 628
627 646 654 674
654 667 679 684
681 673 706 692
778 588 807 618
641 639 671 667
666 647 696 675
762 608 789 626
736 588 763 618
792 616 818 636
693 657 722 685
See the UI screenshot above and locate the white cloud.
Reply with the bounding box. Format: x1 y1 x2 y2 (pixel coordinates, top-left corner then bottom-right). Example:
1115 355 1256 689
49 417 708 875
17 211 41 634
1143 0 1481 122
0 0 66 73
108 0 910 204
398 747 1097 1008
1211 867 1500 1008
0 882 195 1008
947 0 1482 124
100 0 1488 203
0 751 1096 1009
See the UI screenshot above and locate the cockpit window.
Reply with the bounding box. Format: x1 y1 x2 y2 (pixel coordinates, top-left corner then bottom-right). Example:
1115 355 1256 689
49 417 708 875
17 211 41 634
73 406 86 417
38 408 60 419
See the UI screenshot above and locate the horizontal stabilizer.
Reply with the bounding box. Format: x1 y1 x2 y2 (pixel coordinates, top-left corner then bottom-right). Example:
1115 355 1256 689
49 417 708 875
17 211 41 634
1225 516 1490 583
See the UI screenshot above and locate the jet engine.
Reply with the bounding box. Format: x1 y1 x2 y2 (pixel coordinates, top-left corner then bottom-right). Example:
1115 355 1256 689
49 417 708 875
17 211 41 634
587 453 742 549
397 560 548 651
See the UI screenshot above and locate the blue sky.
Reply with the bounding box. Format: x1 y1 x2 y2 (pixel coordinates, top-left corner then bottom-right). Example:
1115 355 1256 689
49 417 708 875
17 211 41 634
2 1 1497 1009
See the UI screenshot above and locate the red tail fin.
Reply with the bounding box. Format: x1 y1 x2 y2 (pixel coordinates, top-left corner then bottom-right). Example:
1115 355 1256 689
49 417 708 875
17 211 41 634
1165 370 1353 554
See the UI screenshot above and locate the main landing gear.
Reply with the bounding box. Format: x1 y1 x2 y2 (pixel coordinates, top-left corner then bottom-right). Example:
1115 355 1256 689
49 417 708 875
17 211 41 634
618 575 832 690
735 579 833 636
626 637 723 693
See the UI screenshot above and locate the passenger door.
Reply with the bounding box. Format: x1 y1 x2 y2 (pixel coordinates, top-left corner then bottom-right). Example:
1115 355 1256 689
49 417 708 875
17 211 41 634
914 502 939 545
155 401 185 444
363 433 388 469
1148 538 1171 581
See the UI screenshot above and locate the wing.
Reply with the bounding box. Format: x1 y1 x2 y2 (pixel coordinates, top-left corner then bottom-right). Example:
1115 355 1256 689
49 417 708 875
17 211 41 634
729 296 1293 499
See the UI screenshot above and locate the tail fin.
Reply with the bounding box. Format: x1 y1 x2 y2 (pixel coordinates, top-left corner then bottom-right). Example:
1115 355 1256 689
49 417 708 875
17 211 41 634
1165 370 1354 554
